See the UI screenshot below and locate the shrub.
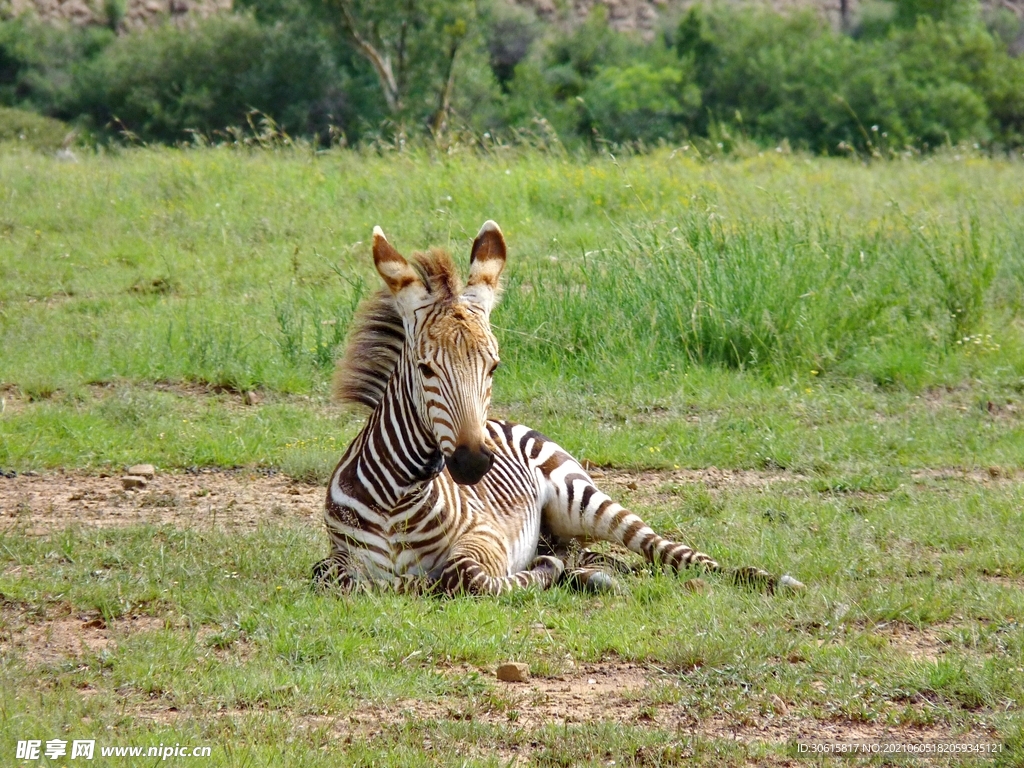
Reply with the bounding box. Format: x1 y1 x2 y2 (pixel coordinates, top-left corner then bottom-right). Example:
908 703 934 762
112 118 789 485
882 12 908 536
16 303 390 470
676 9 863 152
0 105 71 150
885 19 1024 147
674 7 1024 152
481 0 539 90
64 15 348 143
3 2 1021 151
582 63 700 144
0 18 113 113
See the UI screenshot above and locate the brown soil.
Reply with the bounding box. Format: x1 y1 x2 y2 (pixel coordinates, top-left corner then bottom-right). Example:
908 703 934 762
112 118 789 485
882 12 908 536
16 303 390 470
11 636 994 753
313 660 998 746
0 469 323 535
881 622 950 663
0 601 165 668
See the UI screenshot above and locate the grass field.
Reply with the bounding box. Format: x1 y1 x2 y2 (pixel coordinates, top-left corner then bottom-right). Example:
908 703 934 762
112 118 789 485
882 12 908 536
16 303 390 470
1 145 1023 765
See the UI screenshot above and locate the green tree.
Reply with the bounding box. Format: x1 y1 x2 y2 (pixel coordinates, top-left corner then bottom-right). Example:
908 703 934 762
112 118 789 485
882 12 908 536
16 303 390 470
582 63 700 143
64 15 345 143
893 0 978 27
330 0 479 134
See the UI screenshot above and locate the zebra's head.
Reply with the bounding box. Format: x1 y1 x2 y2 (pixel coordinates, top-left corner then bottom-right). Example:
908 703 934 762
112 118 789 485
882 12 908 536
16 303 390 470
372 221 506 485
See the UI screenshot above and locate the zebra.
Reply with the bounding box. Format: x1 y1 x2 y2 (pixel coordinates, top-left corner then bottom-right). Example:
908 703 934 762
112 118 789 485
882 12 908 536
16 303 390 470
312 221 804 595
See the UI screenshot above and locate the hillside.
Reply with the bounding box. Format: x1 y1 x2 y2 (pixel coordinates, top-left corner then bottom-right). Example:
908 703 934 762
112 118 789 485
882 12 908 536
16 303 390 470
6 0 1024 36
2 0 228 29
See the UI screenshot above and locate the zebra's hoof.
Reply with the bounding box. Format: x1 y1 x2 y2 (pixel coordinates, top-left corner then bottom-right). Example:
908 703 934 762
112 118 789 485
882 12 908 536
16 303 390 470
311 558 352 592
581 570 620 594
778 574 806 591
566 568 621 594
532 555 565 579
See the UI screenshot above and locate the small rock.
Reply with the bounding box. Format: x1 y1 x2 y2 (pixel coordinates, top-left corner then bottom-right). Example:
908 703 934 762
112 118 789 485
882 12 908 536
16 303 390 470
778 574 806 591
768 694 788 715
496 662 529 683
243 390 261 406
683 578 708 594
122 475 148 490
127 464 155 479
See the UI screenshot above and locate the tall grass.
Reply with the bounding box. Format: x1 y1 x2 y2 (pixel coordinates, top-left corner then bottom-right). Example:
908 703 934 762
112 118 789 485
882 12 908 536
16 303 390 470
497 207 1005 383
1 146 1023 398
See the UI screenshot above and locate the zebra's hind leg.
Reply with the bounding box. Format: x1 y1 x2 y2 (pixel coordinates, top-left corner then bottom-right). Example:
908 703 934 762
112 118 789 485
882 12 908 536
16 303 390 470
543 462 804 593
539 537 635 593
634 526 804 593
565 548 642 593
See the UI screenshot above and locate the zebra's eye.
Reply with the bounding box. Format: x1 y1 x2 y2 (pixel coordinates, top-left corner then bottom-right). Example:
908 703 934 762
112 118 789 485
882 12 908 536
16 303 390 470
488 361 501 376
417 362 435 378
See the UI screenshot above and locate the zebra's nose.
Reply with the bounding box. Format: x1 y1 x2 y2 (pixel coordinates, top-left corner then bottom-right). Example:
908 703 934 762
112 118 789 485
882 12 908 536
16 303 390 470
446 443 494 485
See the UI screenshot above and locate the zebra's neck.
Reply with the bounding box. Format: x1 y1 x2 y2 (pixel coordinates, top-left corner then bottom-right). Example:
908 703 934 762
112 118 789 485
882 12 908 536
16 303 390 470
348 353 443 508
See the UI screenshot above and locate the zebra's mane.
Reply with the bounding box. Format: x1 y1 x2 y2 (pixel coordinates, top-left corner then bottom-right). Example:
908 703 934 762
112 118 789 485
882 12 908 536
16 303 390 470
333 248 463 411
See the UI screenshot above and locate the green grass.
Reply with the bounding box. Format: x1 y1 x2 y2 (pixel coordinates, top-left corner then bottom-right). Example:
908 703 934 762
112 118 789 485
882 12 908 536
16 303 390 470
2 145 1024 475
1 482 1021 765
2 145 1024 764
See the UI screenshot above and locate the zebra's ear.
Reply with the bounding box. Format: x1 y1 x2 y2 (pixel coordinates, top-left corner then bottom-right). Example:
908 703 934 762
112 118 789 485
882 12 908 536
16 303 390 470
464 220 506 311
372 226 428 311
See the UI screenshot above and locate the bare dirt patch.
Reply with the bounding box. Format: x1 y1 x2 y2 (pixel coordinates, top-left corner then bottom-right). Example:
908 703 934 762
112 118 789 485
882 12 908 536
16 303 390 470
289 661 997 749
879 622 951 664
0 469 323 535
1 600 256 673
0 601 164 668
909 467 1022 485
981 573 1024 591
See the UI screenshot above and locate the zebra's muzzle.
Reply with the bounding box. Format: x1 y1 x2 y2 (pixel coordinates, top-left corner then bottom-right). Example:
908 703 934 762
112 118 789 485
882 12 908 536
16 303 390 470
446 443 495 485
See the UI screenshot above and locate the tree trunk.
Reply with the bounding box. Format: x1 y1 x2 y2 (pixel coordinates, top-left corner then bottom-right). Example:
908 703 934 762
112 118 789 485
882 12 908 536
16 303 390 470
337 0 402 114
430 40 460 140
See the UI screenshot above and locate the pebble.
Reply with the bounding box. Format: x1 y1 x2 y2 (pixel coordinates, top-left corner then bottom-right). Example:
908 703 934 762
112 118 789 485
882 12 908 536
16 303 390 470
121 476 148 490
496 662 529 683
127 464 155 479
768 694 788 715
243 391 261 406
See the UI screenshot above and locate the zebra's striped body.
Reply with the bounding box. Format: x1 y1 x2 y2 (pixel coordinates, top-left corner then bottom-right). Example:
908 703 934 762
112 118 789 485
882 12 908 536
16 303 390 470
314 222 803 595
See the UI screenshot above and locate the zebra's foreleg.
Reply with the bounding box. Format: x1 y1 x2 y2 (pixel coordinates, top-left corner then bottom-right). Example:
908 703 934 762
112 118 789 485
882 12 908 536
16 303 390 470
311 549 356 592
439 538 564 596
